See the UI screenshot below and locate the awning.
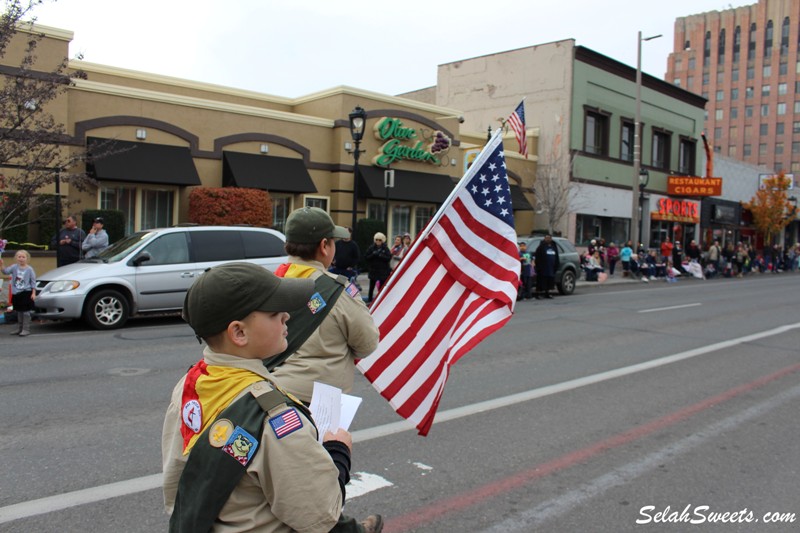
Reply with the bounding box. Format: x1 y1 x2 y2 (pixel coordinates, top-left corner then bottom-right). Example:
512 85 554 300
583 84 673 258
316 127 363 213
222 151 317 193
358 166 455 203
87 137 200 186
510 185 534 211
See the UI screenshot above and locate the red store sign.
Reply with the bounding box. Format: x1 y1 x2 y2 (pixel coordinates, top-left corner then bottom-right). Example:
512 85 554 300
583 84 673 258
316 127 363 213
652 198 700 223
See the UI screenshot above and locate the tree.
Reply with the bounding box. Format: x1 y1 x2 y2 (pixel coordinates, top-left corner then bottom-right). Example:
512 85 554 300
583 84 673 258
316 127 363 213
742 171 797 247
0 0 96 241
532 137 584 235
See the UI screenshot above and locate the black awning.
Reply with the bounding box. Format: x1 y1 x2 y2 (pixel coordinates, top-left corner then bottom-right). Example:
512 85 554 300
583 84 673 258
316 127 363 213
222 151 317 193
358 166 455 203
510 185 534 211
87 137 200 186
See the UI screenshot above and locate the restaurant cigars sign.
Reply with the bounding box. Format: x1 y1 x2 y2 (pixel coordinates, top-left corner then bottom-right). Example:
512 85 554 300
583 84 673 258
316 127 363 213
372 117 451 167
667 176 722 196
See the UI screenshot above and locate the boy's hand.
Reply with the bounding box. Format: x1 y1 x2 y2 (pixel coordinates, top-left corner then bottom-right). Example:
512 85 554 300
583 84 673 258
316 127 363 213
323 428 352 452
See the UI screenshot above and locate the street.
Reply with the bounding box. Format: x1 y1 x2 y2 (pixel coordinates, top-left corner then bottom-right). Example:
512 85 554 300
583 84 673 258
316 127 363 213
1 274 799 532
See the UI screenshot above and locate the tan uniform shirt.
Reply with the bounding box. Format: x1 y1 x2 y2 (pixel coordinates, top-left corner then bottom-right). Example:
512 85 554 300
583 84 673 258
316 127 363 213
162 349 343 533
270 258 379 403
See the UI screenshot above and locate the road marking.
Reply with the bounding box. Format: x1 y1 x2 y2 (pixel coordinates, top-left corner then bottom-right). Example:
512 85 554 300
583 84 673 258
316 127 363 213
638 302 702 313
2 321 799 523
345 472 394 500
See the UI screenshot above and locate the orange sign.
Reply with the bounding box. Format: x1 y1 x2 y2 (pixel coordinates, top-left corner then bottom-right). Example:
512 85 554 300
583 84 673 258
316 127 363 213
652 198 700 223
667 176 722 196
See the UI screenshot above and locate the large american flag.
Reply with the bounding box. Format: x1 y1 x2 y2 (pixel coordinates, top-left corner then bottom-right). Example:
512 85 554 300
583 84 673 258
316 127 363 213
507 100 528 158
357 130 518 436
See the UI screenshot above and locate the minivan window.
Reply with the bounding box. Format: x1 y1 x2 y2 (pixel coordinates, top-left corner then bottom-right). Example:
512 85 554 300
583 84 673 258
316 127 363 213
191 231 245 262
97 231 155 262
242 231 285 258
141 233 191 265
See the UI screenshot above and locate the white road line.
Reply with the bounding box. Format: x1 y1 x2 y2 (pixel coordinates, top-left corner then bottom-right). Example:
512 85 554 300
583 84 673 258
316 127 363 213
345 472 394 500
2 321 799 524
638 302 702 313
480 381 800 532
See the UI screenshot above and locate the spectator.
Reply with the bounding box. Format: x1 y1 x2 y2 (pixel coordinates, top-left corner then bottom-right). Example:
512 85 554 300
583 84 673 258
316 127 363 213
672 241 684 273
660 237 674 265
389 235 404 271
365 232 392 302
584 250 604 282
518 241 534 299
330 226 360 281
620 241 633 277
686 239 701 263
51 215 85 267
0 249 36 337
707 240 721 273
533 234 559 299
82 217 109 259
606 242 619 276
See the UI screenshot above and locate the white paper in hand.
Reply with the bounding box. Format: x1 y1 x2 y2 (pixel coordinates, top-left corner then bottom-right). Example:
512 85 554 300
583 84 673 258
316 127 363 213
309 382 362 442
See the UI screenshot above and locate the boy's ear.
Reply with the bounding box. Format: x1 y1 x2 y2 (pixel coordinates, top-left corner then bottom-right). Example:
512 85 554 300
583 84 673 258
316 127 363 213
227 320 249 347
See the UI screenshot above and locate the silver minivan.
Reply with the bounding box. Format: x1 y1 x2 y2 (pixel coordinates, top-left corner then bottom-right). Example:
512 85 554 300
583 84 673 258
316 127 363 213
35 225 288 329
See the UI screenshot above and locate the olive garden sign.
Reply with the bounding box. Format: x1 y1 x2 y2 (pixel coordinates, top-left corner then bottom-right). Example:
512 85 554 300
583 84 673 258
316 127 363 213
372 117 450 167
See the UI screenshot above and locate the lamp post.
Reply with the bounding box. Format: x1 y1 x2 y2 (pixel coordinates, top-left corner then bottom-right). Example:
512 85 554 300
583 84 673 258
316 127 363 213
638 168 650 248
631 30 662 249
348 105 367 231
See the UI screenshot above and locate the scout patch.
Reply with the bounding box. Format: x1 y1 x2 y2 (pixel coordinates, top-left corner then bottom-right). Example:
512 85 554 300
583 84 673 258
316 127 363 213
345 282 360 299
222 426 259 466
182 399 202 433
269 408 303 439
306 292 327 315
208 418 234 448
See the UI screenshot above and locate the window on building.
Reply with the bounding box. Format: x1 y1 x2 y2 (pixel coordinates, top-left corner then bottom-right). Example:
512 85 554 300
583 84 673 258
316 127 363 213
391 205 412 237
733 25 741 62
584 108 609 156
678 138 696 174
793 141 800 154
781 16 790 56
100 186 136 235
730 126 738 139
778 102 787 115
703 72 710 85
780 62 788 75
760 123 769 136
744 144 752 156
731 107 739 119
794 121 800 133
763 65 772 78
795 101 800 113
687 75 694 87
777 122 785 135
779 82 787 95
304 196 329 211
744 125 753 137
716 90 724 101
776 142 784 155
703 30 712 65
414 207 434 238
141 189 175 230
731 88 739 100
761 104 770 117
715 109 724 120
689 57 696 70
271 195 292 233
748 22 757 60
729 145 738 157
620 120 634 162
793 162 800 172
714 127 722 140
746 86 754 98
796 61 800 74
732 67 739 81
775 162 784 171
367 202 386 222
704 109 709 121
100 185 176 234
717 72 725 84
651 130 671 169
759 143 768 155
718 28 726 63
745 105 753 117
762 84 771 96
747 66 755 79
764 20 773 58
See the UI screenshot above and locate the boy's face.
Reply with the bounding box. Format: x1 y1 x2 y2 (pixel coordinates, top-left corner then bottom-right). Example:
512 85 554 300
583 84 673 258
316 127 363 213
240 310 291 359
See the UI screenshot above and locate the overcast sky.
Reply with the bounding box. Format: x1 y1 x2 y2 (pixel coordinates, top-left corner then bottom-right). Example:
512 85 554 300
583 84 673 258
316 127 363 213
28 0 754 98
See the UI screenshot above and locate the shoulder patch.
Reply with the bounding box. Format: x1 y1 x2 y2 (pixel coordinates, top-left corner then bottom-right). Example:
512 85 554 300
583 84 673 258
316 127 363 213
345 282 361 299
209 418 234 448
181 399 202 433
222 426 259 466
269 408 303 439
307 292 327 314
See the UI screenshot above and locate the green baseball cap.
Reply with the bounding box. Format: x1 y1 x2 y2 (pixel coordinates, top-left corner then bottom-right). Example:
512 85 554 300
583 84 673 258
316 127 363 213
284 207 350 244
182 262 314 338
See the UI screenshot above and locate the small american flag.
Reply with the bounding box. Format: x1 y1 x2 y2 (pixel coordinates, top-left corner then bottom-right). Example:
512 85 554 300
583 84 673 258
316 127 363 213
357 130 518 436
507 100 528 158
269 408 303 439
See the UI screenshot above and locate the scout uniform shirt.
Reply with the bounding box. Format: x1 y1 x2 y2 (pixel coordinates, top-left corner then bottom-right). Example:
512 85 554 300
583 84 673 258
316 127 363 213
162 348 343 532
270 258 379 403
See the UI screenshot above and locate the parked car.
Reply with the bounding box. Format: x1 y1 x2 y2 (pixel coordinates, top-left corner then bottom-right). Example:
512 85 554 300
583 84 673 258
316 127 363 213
517 235 581 295
34 225 288 329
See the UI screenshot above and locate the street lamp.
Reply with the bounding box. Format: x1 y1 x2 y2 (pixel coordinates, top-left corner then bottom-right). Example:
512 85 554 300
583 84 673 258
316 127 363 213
631 30 662 249
348 105 368 231
638 168 650 248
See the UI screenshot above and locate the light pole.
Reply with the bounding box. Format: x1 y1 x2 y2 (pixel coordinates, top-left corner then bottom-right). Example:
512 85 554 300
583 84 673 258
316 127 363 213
638 168 650 248
631 30 662 248
348 106 367 231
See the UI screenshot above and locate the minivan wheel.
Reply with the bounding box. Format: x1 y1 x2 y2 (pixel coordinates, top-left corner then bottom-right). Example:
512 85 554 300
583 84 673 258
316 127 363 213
558 269 576 295
84 289 130 330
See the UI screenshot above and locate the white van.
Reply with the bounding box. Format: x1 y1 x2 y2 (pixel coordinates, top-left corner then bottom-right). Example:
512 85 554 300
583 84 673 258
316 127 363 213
34 225 288 329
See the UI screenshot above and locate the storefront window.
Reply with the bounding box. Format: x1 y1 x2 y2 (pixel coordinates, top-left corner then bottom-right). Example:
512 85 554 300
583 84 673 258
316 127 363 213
304 196 328 211
575 214 629 246
100 186 136 235
367 202 385 223
414 206 434 237
391 205 411 238
271 196 291 233
141 189 174 230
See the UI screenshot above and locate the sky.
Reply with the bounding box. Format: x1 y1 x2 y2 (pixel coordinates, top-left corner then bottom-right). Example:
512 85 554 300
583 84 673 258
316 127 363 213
27 0 756 99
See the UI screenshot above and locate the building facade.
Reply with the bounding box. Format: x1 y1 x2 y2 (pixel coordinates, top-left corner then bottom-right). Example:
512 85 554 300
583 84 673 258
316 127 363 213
667 0 800 173
1 24 538 245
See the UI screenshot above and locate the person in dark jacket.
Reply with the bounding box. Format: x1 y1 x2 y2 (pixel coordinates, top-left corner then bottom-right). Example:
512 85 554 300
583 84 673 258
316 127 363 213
51 215 85 267
364 232 392 302
330 227 360 279
534 234 560 299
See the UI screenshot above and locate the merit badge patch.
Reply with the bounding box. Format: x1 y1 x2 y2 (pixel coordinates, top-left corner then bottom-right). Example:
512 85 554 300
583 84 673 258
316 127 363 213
307 292 327 315
208 418 234 448
181 399 202 433
345 282 360 299
222 426 259 466
269 408 303 439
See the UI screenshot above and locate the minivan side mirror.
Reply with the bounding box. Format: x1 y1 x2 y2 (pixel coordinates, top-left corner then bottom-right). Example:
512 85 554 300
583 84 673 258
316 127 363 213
131 251 152 267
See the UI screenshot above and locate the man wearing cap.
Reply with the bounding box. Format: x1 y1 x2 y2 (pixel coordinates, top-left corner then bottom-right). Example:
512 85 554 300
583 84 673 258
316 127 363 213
268 207 379 404
51 215 85 267
82 217 109 259
162 262 382 532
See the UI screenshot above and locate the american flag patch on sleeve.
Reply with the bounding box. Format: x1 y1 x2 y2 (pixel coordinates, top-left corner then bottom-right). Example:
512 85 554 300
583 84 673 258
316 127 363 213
345 282 360 299
269 408 303 439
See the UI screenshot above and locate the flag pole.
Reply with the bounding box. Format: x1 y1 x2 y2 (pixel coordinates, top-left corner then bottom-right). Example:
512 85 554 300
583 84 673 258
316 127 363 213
370 128 506 309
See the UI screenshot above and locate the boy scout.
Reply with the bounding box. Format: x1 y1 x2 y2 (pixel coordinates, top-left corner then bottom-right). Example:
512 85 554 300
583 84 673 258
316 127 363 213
267 207 380 404
162 262 382 532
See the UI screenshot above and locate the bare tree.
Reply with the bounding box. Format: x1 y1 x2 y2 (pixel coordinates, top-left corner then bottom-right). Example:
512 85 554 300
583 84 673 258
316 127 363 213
532 141 583 235
0 0 96 238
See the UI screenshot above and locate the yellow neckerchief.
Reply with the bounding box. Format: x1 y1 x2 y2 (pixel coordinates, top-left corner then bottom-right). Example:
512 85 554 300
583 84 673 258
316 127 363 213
182 365 263 455
275 263 317 279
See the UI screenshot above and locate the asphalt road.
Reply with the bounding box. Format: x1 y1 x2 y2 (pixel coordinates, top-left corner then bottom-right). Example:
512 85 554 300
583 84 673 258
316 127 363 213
1 273 799 532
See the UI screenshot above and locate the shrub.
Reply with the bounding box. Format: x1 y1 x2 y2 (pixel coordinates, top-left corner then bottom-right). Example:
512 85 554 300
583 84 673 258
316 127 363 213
188 188 273 227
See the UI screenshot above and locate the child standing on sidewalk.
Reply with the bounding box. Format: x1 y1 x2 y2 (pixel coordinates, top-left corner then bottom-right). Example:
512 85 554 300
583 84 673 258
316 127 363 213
0 250 36 336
